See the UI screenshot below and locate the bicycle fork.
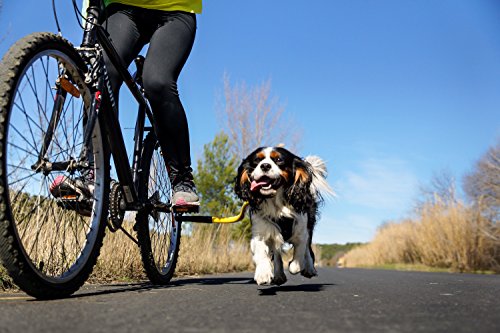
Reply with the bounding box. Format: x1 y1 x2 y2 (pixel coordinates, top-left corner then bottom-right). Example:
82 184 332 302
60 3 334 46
31 72 85 174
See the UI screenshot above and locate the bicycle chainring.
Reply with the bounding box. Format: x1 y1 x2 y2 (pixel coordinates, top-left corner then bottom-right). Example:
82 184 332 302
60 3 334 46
108 180 125 232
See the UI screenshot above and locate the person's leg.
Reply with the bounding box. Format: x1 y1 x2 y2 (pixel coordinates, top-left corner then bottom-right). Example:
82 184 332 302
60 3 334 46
142 11 198 205
102 4 149 98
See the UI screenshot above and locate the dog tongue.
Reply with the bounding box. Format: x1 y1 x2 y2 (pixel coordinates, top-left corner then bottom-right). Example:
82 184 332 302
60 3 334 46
250 180 269 192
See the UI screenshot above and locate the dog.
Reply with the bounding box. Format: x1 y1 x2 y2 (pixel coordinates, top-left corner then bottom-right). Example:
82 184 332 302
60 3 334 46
235 146 333 285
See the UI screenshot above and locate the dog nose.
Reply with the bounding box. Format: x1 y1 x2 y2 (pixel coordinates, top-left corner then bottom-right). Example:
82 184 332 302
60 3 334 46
260 163 272 172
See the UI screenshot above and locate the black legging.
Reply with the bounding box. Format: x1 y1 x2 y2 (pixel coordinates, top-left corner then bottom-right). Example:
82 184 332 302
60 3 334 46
103 4 196 174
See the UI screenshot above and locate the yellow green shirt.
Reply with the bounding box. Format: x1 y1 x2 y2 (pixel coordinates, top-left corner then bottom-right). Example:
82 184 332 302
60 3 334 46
104 0 202 14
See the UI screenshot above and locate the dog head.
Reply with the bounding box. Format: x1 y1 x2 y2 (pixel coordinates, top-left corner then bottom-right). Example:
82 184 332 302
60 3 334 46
234 147 313 208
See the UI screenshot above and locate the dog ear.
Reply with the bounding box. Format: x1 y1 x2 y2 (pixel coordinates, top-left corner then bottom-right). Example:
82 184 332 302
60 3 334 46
234 161 252 202
285 158 314 212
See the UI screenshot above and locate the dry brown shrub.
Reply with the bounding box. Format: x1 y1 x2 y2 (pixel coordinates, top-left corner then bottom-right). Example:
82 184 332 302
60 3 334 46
343 196 500 272
343 221 419 267
415 198 499 272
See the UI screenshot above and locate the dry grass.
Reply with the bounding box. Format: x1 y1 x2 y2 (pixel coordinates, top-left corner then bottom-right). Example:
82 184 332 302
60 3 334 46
0 265 15 290
343 197 500 273
176 224 253 275
89 221 145 283
88 222 253 283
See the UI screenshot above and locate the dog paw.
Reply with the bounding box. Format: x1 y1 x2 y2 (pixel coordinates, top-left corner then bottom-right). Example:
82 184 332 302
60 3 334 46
272 272 287 286
288 259 301 275
254 264 274 285
301 266 317 278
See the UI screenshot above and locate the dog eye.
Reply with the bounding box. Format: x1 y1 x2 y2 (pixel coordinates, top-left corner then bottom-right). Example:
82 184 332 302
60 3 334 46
275 157 283 163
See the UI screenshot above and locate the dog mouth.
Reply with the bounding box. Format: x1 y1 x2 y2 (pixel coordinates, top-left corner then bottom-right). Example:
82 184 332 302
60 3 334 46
250 176 280 192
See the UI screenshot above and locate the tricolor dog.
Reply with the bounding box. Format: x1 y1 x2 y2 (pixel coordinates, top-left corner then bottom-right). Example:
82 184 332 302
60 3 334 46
235 147 333 285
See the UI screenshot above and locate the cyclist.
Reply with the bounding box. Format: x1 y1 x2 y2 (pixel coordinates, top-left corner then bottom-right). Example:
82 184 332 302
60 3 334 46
51 0 202 208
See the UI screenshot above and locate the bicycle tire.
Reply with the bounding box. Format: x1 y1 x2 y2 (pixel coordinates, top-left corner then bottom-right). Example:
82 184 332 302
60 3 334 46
0 32 109 299
135 132 181 284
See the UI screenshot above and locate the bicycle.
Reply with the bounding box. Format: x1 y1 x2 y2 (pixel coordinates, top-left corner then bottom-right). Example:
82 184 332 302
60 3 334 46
0 0 248 299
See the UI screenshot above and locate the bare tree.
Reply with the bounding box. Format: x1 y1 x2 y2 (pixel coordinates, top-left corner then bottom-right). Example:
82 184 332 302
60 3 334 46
415 168 457 211
217 73 302 157
464 140 500 222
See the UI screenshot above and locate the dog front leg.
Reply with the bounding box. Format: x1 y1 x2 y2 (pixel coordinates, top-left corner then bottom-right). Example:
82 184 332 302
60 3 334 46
251 237 273 285
272 250 287 285
288 217 317 277
289 239 306 275
302 243 317 278
289 240 317 277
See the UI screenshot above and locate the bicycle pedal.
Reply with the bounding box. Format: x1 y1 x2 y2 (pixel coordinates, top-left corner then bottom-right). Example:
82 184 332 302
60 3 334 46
55 197 92 217
173 204 200 214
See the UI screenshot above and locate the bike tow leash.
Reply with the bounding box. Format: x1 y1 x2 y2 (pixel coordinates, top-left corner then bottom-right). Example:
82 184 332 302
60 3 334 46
176 202 249 224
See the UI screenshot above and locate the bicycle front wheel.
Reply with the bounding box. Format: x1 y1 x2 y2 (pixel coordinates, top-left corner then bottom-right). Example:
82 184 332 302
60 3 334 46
0 33 109 299
135 133 181 284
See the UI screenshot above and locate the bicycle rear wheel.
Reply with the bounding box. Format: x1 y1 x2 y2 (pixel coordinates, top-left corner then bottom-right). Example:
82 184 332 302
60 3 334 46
0 33 109 299
135 132 181 284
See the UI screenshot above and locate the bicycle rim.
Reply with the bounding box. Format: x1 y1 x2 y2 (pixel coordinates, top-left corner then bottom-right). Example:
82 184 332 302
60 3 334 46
137 134 180 283
3 39 107 285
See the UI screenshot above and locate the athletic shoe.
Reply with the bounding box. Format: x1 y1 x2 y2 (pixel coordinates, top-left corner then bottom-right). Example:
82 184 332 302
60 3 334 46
49 172 94 216
170 169 200 207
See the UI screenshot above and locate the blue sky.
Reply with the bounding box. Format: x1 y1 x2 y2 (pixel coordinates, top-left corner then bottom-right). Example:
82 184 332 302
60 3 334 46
1 1 499 244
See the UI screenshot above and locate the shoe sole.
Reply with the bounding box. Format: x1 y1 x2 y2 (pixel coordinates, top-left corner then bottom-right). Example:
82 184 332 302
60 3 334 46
172 199 200 213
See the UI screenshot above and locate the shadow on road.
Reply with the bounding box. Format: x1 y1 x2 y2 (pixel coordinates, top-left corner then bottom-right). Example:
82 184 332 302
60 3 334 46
45 283 170 301
22 276 331 301
258 283 335 296
27 276 256 301
170 276 254 286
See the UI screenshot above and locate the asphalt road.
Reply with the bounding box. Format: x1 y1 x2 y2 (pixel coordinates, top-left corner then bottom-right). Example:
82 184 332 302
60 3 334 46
0 267 499 332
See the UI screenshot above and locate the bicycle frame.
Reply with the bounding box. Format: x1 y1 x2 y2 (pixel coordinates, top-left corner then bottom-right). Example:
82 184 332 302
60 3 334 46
32 1 154 211
83 2 158 210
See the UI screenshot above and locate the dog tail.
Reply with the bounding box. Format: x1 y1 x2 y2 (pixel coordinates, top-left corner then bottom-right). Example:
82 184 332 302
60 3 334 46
305 155 335 200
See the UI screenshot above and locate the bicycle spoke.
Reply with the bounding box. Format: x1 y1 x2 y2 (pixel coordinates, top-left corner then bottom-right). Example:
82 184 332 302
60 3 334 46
27 181 52 263
25 69 49 129
12 100 45 134
8 172 39 187
9 117 38 154
18 172 48 238
40 55 55 102
7 163 35 175
50 141 84 161
7 141 38 159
